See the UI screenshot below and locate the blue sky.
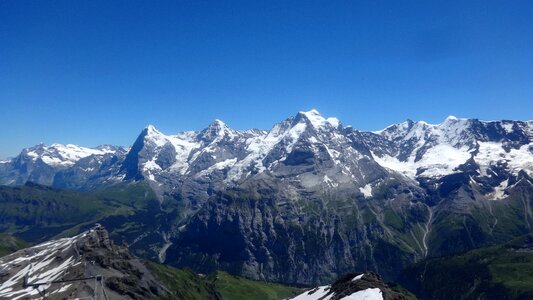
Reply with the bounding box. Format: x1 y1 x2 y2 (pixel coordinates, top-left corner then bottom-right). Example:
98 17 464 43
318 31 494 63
1 0 533 158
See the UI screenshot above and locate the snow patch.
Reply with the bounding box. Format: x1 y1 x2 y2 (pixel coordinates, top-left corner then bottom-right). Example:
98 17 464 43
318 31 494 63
490 179 509 200
0 234 83 299
341 288 382 300
352 274 365 281
475 142 533 177
359 184 373 198
372 144 472 178
290 285 332 300
290 285 382 300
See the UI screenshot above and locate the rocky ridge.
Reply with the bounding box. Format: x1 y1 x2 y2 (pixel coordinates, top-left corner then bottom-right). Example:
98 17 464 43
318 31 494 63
0 225 182 300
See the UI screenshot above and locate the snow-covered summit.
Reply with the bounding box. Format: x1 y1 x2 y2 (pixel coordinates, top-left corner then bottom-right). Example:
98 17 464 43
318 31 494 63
370 116 533 179
296 109 341 130
18 143 119 167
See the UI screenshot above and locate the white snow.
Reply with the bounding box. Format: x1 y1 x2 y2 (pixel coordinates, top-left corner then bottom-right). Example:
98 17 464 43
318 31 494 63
490 179 509 200
22 143 117 167
145 125 170 147
301 109 335 129
371 144 472 179
341 288 382 300
327 117 340 128
197 158 238 177
502 123 514 134
0 234 84 299
225 117 311 182
359 184 373 198
167 132 202 174
475 142 533 177
352 274 365 281
372 116 479 178
290 285 332 300
290 285 382 300
50 283 72 294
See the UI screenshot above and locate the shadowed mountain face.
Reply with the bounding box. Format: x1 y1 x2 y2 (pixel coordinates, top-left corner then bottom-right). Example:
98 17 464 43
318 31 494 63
0 110 532 285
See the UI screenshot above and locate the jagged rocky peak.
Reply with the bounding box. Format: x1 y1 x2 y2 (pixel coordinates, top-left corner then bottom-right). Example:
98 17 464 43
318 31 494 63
290 272 408 300
198 119 238 142
142 123 170 147
0 225 170 300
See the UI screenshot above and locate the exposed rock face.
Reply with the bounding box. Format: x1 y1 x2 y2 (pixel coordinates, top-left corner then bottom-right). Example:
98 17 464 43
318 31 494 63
290 272 407 300
169 183 428 284
0 225 170 300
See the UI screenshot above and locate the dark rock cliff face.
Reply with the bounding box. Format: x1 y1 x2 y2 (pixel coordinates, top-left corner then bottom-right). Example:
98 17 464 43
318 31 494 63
169 181 430 285
121 128 150 181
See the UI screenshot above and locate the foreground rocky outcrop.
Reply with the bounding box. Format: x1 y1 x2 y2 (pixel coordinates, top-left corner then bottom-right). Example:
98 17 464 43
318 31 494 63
0 225 218 300
290 272 409 300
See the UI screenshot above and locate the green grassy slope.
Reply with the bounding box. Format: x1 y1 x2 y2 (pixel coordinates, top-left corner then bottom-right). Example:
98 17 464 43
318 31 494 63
146 263 304 300
0 233 28 257
145 261 221 300
207 271 304 300
0 182 159 243
399 233 533 300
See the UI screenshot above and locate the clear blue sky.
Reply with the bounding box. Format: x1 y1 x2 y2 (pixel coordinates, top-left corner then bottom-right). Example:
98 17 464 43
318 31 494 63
1 0 533 158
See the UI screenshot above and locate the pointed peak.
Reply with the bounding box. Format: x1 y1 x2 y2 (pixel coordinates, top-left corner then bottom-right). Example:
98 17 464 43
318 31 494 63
143 124 164 136
145 124 156 131
294 109 340 129
300 108 322 116
208 119 228 129
445 115 458 121
441 115 469 126
200 119 235 142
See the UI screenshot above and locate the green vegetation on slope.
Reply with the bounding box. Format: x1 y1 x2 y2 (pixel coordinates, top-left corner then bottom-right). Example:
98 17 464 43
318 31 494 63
145 261 221 300
399 233 533 300
0 182 160 244
0 182 126 242
147 262 303 300
207 271 304 300
0 233 28 257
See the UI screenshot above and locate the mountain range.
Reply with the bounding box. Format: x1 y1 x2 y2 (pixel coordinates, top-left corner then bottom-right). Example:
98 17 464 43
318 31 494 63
0 110 532 286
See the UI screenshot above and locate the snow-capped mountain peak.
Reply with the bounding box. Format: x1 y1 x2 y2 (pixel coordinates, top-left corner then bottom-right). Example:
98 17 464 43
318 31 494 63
19 143 118 167
369 116 533 180
142 124 170 147
199 119 237 142
295 109 340 130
